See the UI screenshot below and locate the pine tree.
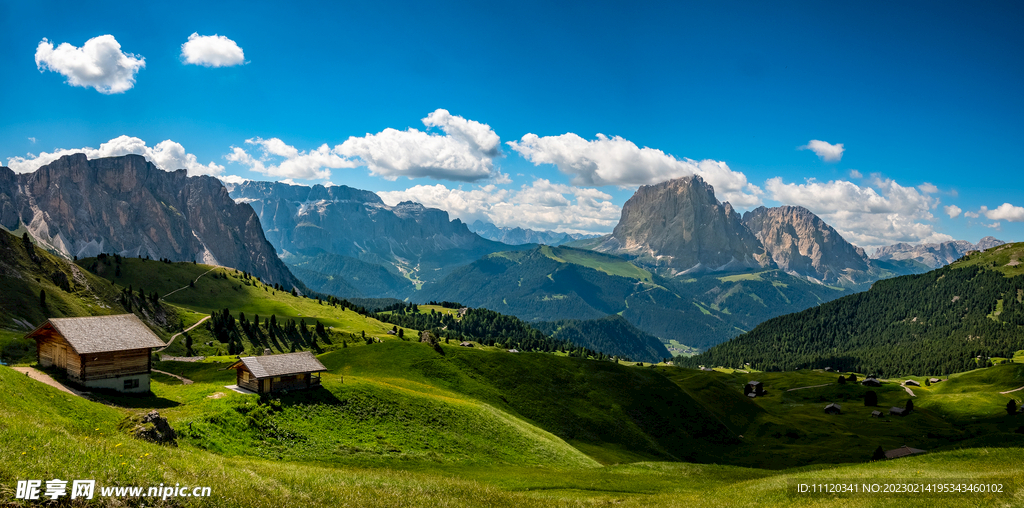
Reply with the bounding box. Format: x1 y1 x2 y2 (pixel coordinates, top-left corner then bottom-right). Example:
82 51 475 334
1008 399 1018 416
871 446 886 461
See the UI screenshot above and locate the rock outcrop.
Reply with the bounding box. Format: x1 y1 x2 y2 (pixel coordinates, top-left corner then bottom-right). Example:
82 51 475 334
0 154 300 288
872 236 1006 269
594 175 773 274
742 205 871 285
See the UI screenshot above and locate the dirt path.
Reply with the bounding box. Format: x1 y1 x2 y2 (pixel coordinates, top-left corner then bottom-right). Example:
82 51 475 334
11 367 86 397
900 382 916 397
156 315 211 352
1001 386 1024 395
151 369 193 385
160 267 217 300
786 383 832 392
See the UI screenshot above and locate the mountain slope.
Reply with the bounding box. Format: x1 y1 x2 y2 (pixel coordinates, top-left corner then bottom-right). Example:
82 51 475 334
0 154 299 288
592 175 773 275
681 242 1024 376
421 245 848 350
534 315 671 363
229 181 526 295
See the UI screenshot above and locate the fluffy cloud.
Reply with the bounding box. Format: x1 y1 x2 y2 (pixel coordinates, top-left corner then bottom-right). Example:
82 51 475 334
799 140 844 162
337 109 504 182
507 132 763 207
981 203 1024 222
849 169 863 179
765 176 951 248
378 179 620 233
180 33 245 67
918 182 939 194
226 138 356 181
6 135 224 176
944 205 962 219
35 35 145 94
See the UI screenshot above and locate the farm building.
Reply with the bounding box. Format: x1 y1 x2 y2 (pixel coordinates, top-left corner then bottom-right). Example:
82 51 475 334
861 377 882 387
889 406 908 416
700 366 714 372
226 351 327 394
459 341 474 347
929 378 942 384
905 379 920 387
747 380 765 396
884 446 926 459
871 410 883 418
26 314 166 393
824 403 842 414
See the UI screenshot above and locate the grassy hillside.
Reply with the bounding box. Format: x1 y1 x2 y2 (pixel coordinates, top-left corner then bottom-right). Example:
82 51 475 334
534 315 671 363
4 354 1024 506
420 245 848 350
0 230 181 364
681 242 1024 376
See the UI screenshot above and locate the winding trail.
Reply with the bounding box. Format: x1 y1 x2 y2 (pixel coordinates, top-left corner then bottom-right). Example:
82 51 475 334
160 267 217 300
11 367 85 397
900 382 917 397
1001 386 1024 395
151 369 193 385
156 315 211 352
786 383 832 392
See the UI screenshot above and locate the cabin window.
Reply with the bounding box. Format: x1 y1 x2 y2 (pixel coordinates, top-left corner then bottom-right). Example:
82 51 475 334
273 377 280 382
242 371 249 382
123 378 140 390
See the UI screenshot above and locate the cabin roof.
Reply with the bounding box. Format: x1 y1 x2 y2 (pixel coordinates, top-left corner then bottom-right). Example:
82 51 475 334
884 445 926 459
227 351 327 378
27 314 165 354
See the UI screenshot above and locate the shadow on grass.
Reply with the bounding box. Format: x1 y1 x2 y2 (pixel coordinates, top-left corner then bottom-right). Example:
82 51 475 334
270 385 344 407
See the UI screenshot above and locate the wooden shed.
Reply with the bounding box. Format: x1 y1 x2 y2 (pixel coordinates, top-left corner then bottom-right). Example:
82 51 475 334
26 314 166 393
226 351 327 394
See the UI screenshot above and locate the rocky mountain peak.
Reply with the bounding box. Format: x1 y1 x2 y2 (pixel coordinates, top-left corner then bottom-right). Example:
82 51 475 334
596 175 774 274
0 154 300 288
742 205 870 284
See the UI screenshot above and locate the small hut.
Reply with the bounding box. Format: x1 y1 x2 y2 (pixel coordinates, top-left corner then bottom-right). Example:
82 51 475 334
871 410 883 418
884 446 926 459
747 380 765 396
861 377 882 387
889 406 907 417
26 314 166 393
905 379 920 387
824 403 842 415
226 351 327 394
459 341 474 347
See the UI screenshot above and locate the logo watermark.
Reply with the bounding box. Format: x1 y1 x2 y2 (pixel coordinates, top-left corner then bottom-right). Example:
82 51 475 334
14 479 211 501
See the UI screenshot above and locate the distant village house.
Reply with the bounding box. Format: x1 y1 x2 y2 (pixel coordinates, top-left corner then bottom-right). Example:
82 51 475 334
27 314 166 393
226 351 327 394
884 445 926 459
861 377 882 387
824 403 842 414
905 379 920 387
889 406 908 416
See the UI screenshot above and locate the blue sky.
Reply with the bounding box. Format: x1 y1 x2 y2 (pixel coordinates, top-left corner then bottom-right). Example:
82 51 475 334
1 1 1022 248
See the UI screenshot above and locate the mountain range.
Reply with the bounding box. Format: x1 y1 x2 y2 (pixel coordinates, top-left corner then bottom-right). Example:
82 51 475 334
0 154 299 288
871 236 1005 269
468 220 600 246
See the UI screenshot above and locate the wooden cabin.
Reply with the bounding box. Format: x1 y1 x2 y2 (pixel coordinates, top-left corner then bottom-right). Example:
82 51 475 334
226 351 327 394
824 403 842 415
26 314 166 393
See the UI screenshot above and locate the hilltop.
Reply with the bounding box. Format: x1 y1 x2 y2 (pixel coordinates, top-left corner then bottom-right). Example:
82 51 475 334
681 242 1024 376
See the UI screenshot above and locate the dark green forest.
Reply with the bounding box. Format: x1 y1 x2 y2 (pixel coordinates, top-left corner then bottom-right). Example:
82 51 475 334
680 251 1024 376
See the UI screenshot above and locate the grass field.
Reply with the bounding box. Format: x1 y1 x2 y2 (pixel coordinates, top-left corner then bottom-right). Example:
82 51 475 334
4 354 1024 507
539 245 653 282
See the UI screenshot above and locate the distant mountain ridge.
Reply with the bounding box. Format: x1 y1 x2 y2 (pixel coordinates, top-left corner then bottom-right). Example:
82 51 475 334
468 220 600 246
0 154 300 288
228 180 527 296
872 236 1005 269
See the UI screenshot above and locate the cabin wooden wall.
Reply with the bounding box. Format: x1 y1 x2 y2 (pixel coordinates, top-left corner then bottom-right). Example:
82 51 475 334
80 348 150 381
34 332 83 378
237 369 260 392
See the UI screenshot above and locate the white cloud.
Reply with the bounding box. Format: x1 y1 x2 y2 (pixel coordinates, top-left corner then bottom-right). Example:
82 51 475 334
984 222 1002 229
28 137 36 144
378 179 620 234
507 132 763 207
337 109 503 182
918 182 939 194
964 211 980 219
944 205 962 219
799 140 844 162
982 203 1024 222
35 35 145 94
6 135 224 176
849 169 863 179
226 138 356 181
765 176 951 248
180 33 245 67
